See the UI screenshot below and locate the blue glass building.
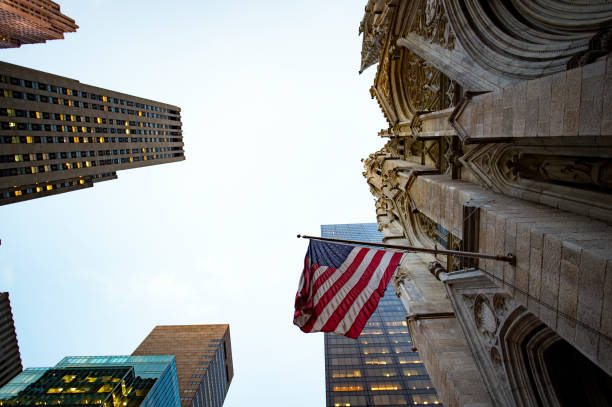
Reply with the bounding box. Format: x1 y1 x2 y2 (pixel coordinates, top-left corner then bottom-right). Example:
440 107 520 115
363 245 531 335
321 223 442 406
0 355 181 406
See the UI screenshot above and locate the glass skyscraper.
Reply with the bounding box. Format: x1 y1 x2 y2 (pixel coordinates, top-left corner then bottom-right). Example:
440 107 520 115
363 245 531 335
322 223 442 407
0 355 181 406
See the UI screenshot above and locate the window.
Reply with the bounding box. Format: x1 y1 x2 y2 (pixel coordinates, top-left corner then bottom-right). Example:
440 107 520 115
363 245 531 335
411 394 441 405
370 382 401 391
332 384 364 392
364 356 392 365
331 369 362 379
371 395 408 405
397 355 423 364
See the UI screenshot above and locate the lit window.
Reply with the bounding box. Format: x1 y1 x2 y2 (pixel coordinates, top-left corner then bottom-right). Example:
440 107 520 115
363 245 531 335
370 383 401 391
333 385 364 392
81 126 86 132
79 179 85 184
99 137 104 143
9 121 15 128
62 375 76 383
73 136 79 143
26 136 33 143
102 95 108 102
70 115 75 121
47 388 63 394
97 384 113 393
35 111 41 119
96 117 102 124
14 190 22 196
125 129 130 135
14 154 22 162
85 161 91 167
138 111 142 116
36 186 42 192
129 157 133 162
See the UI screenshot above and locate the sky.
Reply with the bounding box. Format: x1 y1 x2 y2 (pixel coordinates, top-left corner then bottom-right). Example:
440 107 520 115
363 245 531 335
0 1 387 405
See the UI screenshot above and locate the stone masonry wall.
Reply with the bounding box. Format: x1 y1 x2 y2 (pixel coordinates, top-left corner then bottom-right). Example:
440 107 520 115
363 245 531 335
409 174 612 376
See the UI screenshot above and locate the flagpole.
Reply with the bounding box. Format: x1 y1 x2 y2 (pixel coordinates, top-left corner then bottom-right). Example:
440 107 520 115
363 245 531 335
297 234 516 265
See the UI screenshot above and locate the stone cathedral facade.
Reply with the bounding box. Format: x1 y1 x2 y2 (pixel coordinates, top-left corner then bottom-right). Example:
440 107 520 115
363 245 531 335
359 1 612 406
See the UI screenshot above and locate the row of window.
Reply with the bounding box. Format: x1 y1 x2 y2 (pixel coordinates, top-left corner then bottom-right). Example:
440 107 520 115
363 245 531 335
327 346 417 356
0 152 183 178
0 108 179 129
331 393 441 406
330 368 430 379
1 178 88 200
1 76 179 114
328 357 425 367
0 134 182 145
0 121 179 136
333 381 434 392
0 88 179 121
327 336 411 346
1 146 179 163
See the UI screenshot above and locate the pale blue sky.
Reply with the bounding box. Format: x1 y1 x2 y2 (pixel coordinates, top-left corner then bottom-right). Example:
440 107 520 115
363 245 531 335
0 1 386 405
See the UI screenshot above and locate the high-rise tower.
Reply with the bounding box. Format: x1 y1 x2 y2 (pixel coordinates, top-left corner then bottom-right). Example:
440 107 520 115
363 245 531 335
321 223 442 407
0 292 22 389
133 325 233 407
0 61 184 205
0 0 78 48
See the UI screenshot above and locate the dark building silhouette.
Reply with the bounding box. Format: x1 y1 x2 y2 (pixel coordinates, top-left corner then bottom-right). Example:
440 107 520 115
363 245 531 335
0 292 22 389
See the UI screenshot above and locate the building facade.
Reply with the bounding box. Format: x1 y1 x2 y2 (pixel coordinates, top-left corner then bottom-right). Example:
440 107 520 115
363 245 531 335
0 293 22 389
0 61 184 205
132 325 233 407
0 0 77 49
0 355 181 406
322 223 441 407
359 1 612 406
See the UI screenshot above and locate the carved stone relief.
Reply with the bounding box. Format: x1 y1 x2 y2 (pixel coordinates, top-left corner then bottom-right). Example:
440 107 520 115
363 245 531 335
412 0 455 50
460 143 612 223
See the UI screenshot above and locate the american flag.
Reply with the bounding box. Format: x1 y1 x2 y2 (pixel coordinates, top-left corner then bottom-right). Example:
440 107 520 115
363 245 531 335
293 239 404 338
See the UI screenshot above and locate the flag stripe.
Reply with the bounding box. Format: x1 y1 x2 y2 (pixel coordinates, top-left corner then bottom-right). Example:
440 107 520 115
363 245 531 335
319 249 387 333
345 251 404 338
301 247 370 333
330 251 395 336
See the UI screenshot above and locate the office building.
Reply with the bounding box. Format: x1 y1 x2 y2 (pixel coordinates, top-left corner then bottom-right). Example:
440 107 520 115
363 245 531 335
0 0 77 48
133 325 233 407
0 355 181 406
0 61 184 205
0 293 22 389
322 223 441 406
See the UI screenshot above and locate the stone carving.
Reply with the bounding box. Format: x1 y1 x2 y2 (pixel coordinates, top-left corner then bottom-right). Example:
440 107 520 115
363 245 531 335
412 0 455 50
460 143 612 222
474 295 498 340
505 153 612 192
